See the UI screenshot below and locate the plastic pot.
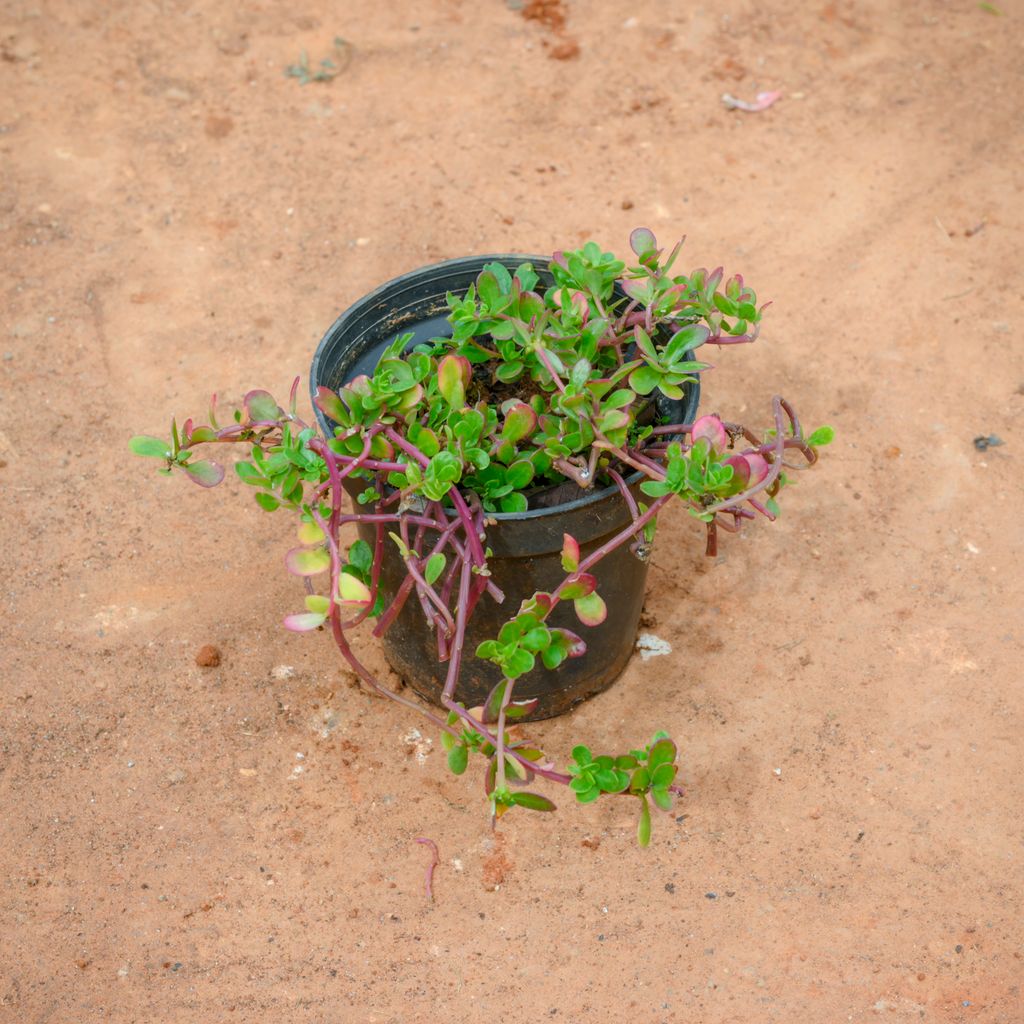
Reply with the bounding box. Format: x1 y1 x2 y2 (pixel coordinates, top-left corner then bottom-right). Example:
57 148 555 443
310 255 700 719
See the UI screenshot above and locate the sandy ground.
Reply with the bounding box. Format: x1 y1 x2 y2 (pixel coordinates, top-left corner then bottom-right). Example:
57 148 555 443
2 1 1023 1021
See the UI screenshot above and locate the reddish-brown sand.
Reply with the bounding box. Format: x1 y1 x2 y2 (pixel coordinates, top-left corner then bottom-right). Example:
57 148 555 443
2 1 1022 1021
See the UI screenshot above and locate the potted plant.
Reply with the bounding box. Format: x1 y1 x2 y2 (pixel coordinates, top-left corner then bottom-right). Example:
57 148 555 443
131 230 832 845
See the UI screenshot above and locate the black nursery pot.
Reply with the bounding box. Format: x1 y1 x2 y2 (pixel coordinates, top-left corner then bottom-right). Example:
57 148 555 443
310 255 700 719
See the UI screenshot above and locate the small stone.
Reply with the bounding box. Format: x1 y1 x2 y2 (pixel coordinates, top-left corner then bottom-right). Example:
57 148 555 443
548 39 580 60
581 836 601 850
705 892 717 900
664 882 675 894
195 644 221 667
621 199 634 210
215 32 249 56
973 434 1004 451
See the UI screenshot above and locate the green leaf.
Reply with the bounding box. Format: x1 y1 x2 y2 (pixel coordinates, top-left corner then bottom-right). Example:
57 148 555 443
713 293 737 317
629 364 663 396
575 785 601 804
499 492 528 514
521 626 552 652
348 539 373 575
476 639 501 660
571 745 593 766
447 744 469 775
505 460 535 490
541 644 567 670
129 435 170 459
647 738 676 771
424 553 446 586
514 263 539 292
495 360 524 383
570 357 592 389
603 388 636 411
255 491 280 511
511 792 556 812
807 425 835 447
504 647 535 678
637 795 652 847
651 786 674 811
237 461 268 488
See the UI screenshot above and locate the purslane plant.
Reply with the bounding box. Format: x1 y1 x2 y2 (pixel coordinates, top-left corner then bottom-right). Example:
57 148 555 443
131 230 832 845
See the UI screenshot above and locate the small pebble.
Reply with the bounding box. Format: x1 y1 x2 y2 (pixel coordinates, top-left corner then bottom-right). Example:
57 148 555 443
705 892 717 900
973 434 1004 451
664 882 675 894
195 644 222 667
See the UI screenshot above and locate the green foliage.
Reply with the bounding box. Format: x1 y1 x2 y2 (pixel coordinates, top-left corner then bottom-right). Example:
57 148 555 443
284 37 350 85
568 732 680 845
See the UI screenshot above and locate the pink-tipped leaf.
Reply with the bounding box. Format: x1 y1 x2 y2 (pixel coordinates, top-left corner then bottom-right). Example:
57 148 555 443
285 546 331 576
184 460 225 487
245 389 282 425
561 534 580 573
574 591 607 627
691 414 728 454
